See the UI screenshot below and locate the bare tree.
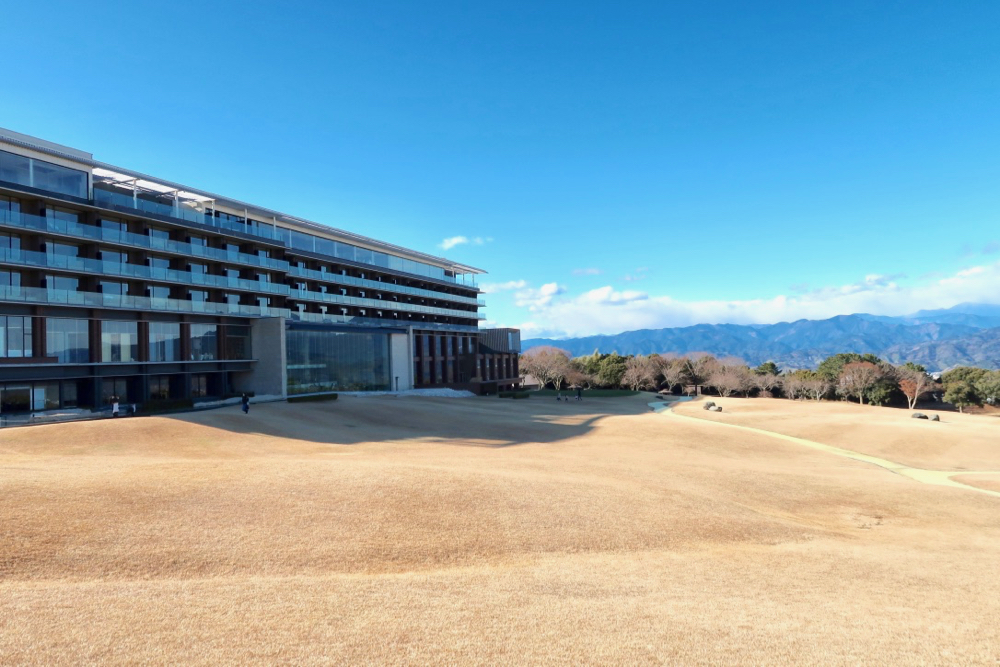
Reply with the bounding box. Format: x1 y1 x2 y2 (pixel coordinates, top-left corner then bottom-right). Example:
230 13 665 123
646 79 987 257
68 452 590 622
782 373 808 400
805 377 831 401
897 365 931 410
565 367 595 390
753 373 781 397
520 346 573 390
837 361 882 405
653 354 689 393
684 353 719 389
708 363 747 398
621 355 659 391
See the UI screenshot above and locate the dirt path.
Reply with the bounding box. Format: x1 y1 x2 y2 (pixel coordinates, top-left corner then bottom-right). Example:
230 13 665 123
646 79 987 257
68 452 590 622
661 402 1000 498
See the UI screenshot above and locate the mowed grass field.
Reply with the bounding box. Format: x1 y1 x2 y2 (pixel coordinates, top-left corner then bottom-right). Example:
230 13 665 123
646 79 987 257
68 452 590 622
2 395 1000 665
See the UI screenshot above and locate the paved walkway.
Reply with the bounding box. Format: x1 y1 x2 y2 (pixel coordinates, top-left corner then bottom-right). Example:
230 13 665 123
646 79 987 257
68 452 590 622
652 400 1000 499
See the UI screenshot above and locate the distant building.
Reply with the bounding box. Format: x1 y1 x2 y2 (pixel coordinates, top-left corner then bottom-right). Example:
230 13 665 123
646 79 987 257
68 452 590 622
0 128 518 415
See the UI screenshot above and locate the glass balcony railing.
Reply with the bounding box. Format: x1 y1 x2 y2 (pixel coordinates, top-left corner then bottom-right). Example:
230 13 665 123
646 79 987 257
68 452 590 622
0 285 291 318
288 288 485 320
289 265 484 307
0 246 291 296
93 185 284 243
0 209 289 271
288 310 480 332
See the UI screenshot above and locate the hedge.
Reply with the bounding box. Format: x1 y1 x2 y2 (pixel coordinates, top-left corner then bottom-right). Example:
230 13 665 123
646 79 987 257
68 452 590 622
288 393 339 403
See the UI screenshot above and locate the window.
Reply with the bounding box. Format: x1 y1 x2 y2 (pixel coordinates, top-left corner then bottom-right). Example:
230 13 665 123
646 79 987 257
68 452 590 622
101 249 128 264
188 235 206 247
148 228 170 241
149 375 171 400
149 322 181 362
100 281 128 296
189 290 208 303
101 217 126 233
45 242 79 258
189 324 217 361
45 275 79 292
46 209 79 228
100 377 129 404
189 263 207 275
0 271 20 288
191 374 209 397
46 318 89 363
0 315 33 357
147 255 170 270
147 286 170 299
0 150 87 198
225 325 252 360
101 321 138 362
0 195 21 220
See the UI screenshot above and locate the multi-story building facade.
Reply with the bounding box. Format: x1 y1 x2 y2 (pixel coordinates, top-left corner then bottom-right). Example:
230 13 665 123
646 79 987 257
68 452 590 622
0 128 519 416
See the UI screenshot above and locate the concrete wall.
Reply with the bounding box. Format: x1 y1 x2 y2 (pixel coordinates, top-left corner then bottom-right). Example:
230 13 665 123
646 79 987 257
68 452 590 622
389 332 413 391
232 317 286 397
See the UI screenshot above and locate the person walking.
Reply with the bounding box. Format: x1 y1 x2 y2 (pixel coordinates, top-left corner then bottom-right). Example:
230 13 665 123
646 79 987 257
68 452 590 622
111 395 120 418
576 387 583 401
241 393 250 415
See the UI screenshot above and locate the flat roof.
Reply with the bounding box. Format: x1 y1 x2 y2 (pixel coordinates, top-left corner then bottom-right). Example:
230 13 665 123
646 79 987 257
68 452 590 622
0 127 485 275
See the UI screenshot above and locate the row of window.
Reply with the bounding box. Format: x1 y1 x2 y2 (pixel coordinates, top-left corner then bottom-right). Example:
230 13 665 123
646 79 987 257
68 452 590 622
0 372 221 414
0 317 251 363
414 333 477 358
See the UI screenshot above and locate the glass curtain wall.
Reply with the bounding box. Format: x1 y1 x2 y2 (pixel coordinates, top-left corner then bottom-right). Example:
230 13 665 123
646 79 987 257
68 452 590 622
149 322 181 362
0 315 33 357
46 318 89 363
101 321 138 362
0 150 88 198
189 324 217 360
286 329 390 393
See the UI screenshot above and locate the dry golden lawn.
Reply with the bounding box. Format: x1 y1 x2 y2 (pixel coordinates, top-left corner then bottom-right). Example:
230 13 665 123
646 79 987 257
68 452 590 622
2 394 1000 665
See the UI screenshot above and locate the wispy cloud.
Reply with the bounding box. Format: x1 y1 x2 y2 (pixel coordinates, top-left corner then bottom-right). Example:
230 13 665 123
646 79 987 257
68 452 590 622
480 279 527 294
439 236 493 251
514 260 1000 338
623 267 649 282
572 267 602 276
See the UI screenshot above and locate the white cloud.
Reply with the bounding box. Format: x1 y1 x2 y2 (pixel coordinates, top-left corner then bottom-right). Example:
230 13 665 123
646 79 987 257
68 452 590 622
439 235 492 251
514 282 566 311
514 260 1000 339
572 267 602 276
480 279 527 294
439 236 468 250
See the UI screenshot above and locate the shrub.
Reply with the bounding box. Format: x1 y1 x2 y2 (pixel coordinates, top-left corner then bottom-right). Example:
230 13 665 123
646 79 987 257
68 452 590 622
142 398 195 413
499 391 531 399
288 393 339 403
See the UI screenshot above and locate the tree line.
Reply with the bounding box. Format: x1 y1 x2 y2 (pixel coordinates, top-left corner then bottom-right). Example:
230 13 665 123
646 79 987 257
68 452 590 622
519 347 1000 412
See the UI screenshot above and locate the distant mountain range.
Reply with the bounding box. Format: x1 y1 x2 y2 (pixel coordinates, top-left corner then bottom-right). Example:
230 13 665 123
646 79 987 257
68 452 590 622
521 303 1000 372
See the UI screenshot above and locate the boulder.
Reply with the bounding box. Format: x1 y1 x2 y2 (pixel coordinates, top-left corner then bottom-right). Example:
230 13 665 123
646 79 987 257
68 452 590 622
709 405 723 412
930 415 940 422
912 413 928 419
703 401 716 410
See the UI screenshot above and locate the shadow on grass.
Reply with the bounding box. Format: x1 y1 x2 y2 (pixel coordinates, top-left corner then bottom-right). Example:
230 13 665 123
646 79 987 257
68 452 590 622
165 393 656 449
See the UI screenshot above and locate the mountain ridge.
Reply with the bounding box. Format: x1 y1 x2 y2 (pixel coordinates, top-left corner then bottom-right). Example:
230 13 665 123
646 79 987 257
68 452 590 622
520 303 1000 372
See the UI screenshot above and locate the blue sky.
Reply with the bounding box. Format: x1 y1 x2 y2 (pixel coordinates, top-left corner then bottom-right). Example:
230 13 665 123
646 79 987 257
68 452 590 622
4 1 1000 337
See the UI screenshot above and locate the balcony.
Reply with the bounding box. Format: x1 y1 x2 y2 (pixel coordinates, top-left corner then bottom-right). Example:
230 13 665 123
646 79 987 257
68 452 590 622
0 209 289 271
93 183 284 243
0 285 291 318
289 265 484 307
289 311 480 333
288 288 485 320
0 246 291 296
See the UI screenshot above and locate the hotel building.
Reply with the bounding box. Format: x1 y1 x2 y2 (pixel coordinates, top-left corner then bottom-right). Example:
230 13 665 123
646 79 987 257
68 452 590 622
0 128 520 415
